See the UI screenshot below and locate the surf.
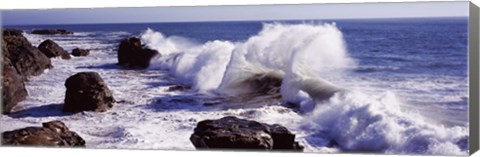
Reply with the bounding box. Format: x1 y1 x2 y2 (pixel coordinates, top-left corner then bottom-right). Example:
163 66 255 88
140 22 468 155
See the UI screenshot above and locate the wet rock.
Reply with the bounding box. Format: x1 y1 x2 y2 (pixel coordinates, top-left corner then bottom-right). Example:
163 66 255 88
3 29 52 77
167 85 192 91
31 29 73 35
64 72 115 113
327 139 339 148
2 40 28 114
246 73 283 95
190 116 303 151
2 121 85 147
118 37 159 68
71 48 90 57
38 39 71 59
3 29 23 36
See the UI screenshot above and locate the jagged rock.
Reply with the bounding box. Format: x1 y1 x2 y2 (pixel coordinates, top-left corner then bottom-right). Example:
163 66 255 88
2 121 85 146
3 29 23 36
246 73 283 95
2 39 28 114
190 116 304 151
2 28 51 114
64 72 115 113
31 29 73 35
2 29 52 77
71 48 90 57
38 39 71 59
167 85 192 91
118 37 159 68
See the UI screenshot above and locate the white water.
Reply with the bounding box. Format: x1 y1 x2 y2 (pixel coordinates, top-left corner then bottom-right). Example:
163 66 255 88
142 23 354 95
305 91 468 155
140 23 469 155
1 23 468 155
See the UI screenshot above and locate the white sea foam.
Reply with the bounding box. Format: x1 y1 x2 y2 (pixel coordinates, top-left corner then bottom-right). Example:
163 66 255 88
304 91 468 155
141 23 468 155
142 23 354 95
1 24 467 155
141 28 235 92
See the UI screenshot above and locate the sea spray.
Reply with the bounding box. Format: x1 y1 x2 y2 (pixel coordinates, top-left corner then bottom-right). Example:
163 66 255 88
141 23 354 95
141 28 235 92
305 91 468 155
172 41 235 92
140 23 468 155
219 23 354 95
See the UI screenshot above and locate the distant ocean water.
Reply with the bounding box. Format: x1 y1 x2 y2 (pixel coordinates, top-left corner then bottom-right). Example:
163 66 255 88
2 17 469 155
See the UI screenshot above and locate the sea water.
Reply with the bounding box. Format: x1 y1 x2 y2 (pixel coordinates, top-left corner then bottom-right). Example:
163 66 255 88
1 17 469 155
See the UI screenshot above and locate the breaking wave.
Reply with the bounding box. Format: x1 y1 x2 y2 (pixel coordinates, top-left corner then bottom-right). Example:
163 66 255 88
140 23 468 155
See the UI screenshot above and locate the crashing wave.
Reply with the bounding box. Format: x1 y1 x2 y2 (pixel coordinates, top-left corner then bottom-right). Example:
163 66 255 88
140 23 468 155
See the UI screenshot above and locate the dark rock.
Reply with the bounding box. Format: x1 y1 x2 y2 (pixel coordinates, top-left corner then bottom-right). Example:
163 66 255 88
245 73 283 95
327 139 339 148
64 72 115 113
3 29 52 77
2 121 85 147
168 85 192 91
31 29 73 35
3 29 23 36
71 48 90 57
2 40 28 114
118 37 159 68
190 116 304 151
203 100 221 106
38 39 71 59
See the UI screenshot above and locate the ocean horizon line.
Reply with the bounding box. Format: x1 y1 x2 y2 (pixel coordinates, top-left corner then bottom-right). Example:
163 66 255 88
2 16 468 27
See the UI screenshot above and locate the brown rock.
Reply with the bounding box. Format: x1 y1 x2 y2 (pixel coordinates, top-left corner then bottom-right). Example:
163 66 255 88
118 37 159 69
38 39 71 59
2 38 28 114
2 121 85 147
64 72 115 113
3 29 52 77
71 48 90 57
190 116 304 151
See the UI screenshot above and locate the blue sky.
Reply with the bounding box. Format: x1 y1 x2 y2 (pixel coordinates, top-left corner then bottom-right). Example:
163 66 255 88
1 1 469 25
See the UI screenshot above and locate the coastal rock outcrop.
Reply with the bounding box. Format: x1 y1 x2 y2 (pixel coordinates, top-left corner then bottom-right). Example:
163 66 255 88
190 116 304 151
2 121 85 147
247 73 283 95
2 29 53 114
71 48 90 57
64 72 115 113
117 37 159 69
31 29 73 35
3 29 23 36
2 40 28 114
38 39 71 59
3 29 52 77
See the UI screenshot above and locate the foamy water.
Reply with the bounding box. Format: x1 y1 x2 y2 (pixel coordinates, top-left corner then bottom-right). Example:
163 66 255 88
2 20 469 155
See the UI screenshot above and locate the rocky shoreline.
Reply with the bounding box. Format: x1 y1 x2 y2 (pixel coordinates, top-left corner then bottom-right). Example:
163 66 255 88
31 29 73 35
1 29 305 151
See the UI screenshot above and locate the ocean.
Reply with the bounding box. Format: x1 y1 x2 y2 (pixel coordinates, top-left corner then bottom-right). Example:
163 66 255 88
1 17 469 155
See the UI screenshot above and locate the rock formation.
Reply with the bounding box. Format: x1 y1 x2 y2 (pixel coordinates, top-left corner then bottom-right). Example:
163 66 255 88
71 48 90 57
2 121 85 147
38 39 71 59
117 37 159 69
190 116 304 151
31 29 73 35
64 72 115 113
